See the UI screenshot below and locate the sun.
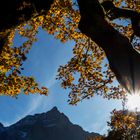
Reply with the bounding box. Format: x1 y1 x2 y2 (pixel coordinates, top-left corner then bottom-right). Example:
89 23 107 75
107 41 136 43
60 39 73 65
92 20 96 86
126 93 140 111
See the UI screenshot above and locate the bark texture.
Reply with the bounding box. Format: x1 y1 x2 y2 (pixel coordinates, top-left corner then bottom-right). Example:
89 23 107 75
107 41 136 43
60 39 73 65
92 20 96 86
1 0 140 93
77 0 140 93
0 0 54 52
0 0 54 31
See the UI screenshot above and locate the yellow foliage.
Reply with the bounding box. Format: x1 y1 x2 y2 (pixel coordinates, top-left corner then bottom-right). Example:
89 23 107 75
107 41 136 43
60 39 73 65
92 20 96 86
108 109 137 132
0 0 139 102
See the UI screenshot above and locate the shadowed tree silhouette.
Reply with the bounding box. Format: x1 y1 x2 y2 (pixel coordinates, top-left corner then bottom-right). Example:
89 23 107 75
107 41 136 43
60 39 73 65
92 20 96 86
77 0 140 94
0 0 140 98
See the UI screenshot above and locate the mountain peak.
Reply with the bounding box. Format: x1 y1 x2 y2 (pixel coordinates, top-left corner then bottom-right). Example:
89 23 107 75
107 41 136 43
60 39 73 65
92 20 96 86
0 107 101 140
50 106 59 112
46 106 68 122
46 106 62 117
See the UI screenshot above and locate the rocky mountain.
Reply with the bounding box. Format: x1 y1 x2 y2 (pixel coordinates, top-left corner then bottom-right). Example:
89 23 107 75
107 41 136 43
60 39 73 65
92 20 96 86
0 107 100 140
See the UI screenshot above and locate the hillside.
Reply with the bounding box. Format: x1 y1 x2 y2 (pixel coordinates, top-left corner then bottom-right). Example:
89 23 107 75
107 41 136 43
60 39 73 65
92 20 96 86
0 107 100 140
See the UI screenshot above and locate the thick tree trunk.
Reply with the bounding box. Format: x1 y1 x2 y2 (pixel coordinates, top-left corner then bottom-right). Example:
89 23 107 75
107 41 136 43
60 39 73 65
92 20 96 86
0 0 54 53
1 0 140 93
0 0 54 31
77 0 140 93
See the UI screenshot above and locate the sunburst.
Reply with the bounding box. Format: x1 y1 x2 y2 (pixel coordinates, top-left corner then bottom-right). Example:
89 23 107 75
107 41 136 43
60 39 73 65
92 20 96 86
126 93 140 111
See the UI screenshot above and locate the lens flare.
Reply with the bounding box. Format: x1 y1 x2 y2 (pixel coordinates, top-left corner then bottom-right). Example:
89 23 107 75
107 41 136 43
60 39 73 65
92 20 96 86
126 93 140 111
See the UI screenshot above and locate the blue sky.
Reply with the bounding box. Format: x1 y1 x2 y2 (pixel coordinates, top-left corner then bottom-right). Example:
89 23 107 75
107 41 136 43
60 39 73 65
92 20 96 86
0 29 122 135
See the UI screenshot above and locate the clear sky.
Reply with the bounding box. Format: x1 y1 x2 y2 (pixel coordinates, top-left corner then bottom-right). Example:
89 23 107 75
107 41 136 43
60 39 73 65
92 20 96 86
0 28 122 135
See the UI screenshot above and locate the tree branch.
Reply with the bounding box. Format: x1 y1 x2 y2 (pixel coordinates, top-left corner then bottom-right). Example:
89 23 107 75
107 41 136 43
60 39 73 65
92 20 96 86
0 0 54 53
77 0 140 93
1 0 140 94
0 0 54 31
101 1 140 38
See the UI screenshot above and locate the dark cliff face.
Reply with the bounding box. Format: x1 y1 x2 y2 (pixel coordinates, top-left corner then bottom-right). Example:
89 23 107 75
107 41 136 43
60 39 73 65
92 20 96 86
0 107 100 140
0 123 4 133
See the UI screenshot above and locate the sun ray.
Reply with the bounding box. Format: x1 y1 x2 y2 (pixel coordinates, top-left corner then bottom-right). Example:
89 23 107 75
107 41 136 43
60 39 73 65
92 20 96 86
126 93 140 111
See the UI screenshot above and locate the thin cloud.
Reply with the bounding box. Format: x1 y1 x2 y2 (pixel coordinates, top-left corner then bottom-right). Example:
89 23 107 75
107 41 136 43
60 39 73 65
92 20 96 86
25 71 57 114
46 71 57 89
5 72 58 127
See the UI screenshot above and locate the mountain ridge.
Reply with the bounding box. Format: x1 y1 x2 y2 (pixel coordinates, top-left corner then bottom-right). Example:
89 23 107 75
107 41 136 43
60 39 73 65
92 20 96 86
0 106 101 140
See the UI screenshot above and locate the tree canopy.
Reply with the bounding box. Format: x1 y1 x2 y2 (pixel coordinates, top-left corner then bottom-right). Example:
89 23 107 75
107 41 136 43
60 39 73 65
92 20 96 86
0 0 140 104
88 109 140 140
